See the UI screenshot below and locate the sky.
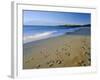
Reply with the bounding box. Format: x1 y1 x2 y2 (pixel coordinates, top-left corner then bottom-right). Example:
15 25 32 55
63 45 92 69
23 10 91 26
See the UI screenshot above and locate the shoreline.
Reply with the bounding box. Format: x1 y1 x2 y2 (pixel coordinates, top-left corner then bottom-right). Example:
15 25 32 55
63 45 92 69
24 27 90 45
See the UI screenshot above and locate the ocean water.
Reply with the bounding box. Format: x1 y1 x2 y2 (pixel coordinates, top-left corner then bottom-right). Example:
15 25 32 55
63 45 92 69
23 25 83 44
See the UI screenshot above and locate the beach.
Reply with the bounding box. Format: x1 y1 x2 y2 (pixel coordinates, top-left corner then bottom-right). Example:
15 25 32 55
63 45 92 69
23 32 91 69
23 10 91 69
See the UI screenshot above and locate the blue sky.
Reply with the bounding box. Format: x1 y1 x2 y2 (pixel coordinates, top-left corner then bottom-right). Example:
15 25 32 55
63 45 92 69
23 10 91 26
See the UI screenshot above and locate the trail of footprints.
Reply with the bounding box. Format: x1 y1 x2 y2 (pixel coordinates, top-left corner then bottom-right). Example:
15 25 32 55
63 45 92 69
24 41 91 68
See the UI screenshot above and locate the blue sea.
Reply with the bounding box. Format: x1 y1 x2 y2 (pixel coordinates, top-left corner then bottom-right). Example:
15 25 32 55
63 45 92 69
23 25 85 44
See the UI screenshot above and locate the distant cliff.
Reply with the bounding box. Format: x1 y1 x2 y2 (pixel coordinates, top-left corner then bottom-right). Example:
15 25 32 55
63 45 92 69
58 24 91 27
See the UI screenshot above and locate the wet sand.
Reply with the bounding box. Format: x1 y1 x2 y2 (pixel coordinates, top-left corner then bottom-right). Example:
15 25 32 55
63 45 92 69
23 34 91 69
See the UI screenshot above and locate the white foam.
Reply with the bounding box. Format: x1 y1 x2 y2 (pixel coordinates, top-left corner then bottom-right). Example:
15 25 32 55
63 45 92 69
23 31 57 44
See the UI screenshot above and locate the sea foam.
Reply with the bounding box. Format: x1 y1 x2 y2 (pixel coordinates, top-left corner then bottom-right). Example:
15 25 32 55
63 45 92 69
23 31 57 44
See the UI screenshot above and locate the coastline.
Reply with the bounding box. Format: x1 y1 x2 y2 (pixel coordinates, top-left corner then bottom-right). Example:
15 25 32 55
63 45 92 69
23 27 90 44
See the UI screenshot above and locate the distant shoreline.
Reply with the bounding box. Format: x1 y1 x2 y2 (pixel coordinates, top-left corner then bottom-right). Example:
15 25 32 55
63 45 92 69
23 24 91 27
66 27 90 35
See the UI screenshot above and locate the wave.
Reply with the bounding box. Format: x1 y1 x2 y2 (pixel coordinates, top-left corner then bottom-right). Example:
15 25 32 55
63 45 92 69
23 27 81 44
23 31 57 44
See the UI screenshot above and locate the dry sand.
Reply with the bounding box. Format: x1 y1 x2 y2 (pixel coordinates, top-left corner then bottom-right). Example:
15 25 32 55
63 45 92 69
23 35 91 69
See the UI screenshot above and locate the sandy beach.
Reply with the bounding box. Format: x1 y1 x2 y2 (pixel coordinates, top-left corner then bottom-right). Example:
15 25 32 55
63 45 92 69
23 34 90 69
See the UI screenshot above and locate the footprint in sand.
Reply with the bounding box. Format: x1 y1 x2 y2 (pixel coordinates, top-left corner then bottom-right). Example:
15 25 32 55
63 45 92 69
49 63 54 67
46 60 55 67
79 60 84 64
88 58 91 61
65 52 70 56
36 64 41 68
68 53 70 56
77 60 85 66
77 62 81 66
56 49 61 54
82 46 85 50
85 52 90 56
56 60 62 64
83 64 87 66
